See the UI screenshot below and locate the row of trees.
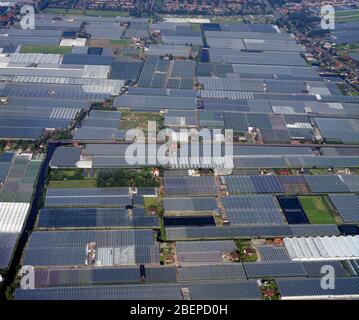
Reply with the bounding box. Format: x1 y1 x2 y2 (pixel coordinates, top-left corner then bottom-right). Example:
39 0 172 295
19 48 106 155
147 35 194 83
97 168 160 188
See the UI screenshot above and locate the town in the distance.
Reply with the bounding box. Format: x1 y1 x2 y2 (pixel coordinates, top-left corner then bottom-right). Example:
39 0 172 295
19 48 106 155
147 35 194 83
0 0 359 301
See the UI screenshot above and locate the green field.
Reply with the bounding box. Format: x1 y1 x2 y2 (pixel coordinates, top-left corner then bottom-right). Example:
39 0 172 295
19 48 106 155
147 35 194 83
44 8 129 17
20 45 72 54
336 9 359 23
191 24 201 32
210 16 244 23
109 39 132 47
119 111 164 131
309 168 332 175
299 196 338 224
48 179 97 188
210 14 274 24
144 197 160 208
